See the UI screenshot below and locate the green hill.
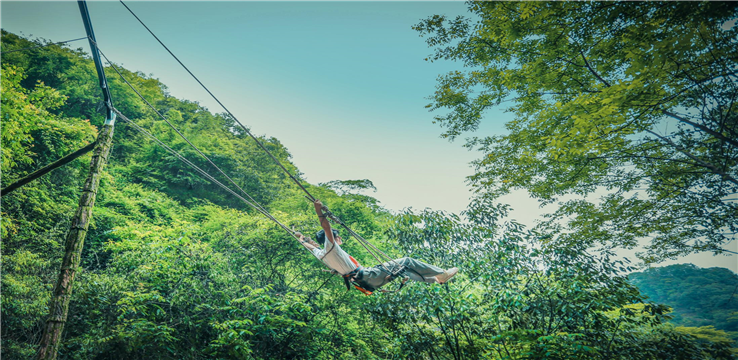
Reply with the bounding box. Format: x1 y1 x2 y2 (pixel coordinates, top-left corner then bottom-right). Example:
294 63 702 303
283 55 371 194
629 264 738 333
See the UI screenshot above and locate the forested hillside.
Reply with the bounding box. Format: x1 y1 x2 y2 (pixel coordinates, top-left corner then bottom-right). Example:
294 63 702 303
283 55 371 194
630 264 738 334
2 2 737 358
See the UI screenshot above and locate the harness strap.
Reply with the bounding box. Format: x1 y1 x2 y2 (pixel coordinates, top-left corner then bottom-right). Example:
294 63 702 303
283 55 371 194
342 267 364 290
376 265 408 293
378 276 409 293
338 265 410 296
341 267 376 296
353 284 374 296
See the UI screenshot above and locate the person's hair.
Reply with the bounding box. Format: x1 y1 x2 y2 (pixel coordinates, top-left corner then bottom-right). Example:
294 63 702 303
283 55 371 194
315 229 340 245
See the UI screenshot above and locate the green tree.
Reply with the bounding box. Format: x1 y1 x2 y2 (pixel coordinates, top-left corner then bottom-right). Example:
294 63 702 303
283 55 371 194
320 179 381 209
372 205 736 359
415 2 738 263
1 64 96 359
604 304 736 360
0 65 95 177
629 264 738 334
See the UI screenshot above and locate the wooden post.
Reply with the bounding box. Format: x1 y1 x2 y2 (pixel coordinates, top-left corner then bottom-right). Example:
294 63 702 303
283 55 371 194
1 141 96 197
36 123 114 360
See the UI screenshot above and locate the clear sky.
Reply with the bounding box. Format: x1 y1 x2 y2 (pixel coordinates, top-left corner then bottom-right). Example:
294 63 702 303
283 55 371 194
2 1 735 272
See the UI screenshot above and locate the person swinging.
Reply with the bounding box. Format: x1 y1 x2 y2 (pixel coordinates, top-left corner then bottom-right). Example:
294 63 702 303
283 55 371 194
296 199 458 294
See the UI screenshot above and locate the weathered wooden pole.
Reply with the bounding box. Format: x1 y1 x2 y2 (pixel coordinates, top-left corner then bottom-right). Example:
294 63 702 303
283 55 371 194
36 2 115 358
35 122 114 360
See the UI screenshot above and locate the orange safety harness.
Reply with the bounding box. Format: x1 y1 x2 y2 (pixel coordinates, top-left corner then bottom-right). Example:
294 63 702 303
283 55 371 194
339 256 408 296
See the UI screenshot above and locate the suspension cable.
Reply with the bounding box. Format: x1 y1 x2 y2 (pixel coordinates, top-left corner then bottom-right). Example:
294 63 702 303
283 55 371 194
118 0 400 266
114 3 413 281
95 43 272 218
113 108 300 240
118 0 316 202
114 106 337 265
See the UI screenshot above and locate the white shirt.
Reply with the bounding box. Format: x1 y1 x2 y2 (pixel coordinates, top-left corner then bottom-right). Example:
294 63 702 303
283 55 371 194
312 240 358 275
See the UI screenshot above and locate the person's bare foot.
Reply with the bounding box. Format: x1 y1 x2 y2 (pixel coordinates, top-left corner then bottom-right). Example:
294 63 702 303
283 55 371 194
436 267 458 284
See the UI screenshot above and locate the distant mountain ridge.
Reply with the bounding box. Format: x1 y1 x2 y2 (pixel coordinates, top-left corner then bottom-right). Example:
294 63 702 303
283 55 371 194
629 263 738 334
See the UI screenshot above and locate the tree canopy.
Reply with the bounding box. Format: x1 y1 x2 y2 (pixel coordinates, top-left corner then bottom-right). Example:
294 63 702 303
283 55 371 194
414 1 738 264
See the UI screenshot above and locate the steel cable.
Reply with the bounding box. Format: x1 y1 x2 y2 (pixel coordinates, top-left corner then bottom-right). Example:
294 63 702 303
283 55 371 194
118 0 316 202
95 43 273 218
113 108 299 240
112 3 411 285
115 107 350 272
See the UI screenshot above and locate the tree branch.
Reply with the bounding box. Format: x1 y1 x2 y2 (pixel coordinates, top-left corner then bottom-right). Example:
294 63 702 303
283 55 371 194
579 49 611 87
645 129 738 186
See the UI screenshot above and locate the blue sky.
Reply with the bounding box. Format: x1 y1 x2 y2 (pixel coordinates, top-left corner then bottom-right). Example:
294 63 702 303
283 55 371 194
3 1 501 214
2 1 735 272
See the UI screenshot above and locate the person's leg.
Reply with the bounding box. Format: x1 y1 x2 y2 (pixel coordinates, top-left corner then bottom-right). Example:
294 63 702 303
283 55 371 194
393 257 445 283
359 266 392 290
359 258 439 289
359 258 456 289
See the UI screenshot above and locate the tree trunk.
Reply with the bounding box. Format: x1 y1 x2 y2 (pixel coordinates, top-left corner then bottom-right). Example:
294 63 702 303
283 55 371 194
36 124 114 360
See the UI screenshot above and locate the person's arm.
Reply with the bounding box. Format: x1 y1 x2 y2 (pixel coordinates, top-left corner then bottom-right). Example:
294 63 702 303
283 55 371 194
295 232 318 251
314 199 336 244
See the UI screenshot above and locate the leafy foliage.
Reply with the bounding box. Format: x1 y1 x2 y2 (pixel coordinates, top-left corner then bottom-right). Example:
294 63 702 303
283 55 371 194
414 2 738 263
373 206 676 359
320 179 381 209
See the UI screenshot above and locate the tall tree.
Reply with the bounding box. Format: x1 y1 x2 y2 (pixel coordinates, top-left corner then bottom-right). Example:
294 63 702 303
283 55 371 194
415 2 738 263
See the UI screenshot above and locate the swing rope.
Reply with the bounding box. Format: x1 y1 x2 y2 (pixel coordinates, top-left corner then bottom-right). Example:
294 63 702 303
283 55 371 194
113 109 296 238
96 43 273 219
117 1 405 272
113 107 339 268
119 0 317 203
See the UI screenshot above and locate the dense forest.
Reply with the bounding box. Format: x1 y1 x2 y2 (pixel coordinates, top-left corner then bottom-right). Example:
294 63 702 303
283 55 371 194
2 2 737 359
629 264 738 334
